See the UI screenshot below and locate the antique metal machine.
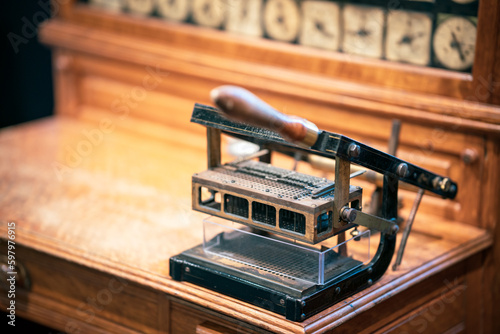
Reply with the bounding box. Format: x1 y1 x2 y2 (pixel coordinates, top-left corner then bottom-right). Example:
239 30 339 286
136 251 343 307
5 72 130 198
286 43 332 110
170 86 458 321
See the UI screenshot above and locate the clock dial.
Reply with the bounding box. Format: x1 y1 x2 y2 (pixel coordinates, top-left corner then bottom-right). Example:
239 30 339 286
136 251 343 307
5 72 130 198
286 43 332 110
433 16 476 71
342 5 385 59
264 0 301 42
192 0 226 28
126 0 155 15
299 1 340 51
90 0 124 13
225 0 263 37
157 0 191 22
385 10 432 66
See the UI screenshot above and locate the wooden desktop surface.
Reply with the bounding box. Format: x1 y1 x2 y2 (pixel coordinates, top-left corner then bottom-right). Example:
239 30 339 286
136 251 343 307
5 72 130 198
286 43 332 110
0 116 492 333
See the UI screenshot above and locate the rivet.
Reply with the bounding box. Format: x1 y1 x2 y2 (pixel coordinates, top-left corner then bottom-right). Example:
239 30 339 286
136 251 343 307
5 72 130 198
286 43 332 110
389 224 398 234
396 163 408 177
348 143 360 158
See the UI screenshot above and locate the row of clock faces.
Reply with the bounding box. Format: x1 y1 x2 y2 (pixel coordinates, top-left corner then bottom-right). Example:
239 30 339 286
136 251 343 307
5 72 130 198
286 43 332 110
88 0 478 71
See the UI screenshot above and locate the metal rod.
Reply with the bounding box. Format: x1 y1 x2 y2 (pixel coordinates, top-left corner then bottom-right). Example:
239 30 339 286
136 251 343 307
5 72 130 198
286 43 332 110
387 119 402 156
337 232 347 256
292 152 302 171
229 149 270 165
349 169 367 179
392 188 425 271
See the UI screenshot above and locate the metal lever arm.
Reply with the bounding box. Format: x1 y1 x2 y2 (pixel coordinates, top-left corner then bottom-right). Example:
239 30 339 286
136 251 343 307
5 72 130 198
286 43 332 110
353 210 399 235
211 85 320 147
194 90 458 199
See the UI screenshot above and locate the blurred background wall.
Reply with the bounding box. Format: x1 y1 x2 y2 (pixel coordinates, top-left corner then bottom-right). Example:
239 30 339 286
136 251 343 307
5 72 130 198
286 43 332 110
1 0 54 128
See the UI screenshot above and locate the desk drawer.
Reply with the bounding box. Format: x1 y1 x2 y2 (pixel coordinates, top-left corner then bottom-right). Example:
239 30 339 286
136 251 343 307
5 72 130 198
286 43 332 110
169 299 268 334
0 241 160 333
332 261 471 334
375 284 466 334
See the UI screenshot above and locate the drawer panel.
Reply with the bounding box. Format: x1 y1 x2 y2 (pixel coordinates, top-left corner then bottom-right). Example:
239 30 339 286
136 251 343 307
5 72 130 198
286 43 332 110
169 299 267 334
333 262 468 334
0 241 160 333
376 285 466 334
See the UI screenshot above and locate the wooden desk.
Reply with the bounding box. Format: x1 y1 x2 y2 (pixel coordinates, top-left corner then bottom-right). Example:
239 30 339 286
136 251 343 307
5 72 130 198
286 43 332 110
0 116 492 333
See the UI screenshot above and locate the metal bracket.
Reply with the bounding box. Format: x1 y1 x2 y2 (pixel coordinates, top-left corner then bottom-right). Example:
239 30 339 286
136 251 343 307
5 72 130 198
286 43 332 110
354 211 399 235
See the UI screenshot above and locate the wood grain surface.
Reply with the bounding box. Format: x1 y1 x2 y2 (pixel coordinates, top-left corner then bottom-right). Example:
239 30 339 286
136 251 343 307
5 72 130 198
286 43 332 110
0 117 492 333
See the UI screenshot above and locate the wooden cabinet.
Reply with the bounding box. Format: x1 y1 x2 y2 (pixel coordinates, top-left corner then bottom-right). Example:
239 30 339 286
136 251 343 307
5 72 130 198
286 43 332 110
0 0 499 333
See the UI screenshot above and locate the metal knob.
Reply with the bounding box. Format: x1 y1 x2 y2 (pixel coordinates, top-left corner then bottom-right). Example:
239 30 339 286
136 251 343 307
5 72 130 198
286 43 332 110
432 177 451 192
461 148 478 165
0 255 31 290
340 207 357 223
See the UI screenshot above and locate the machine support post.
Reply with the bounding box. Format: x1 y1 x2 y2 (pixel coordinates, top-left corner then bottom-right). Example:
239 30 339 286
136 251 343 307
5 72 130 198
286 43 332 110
382 175 399 221
334 156 350 255
207 128 221 168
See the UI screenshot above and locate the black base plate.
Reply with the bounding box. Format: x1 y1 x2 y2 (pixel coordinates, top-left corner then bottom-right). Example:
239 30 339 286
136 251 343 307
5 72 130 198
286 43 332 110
170 232 372 322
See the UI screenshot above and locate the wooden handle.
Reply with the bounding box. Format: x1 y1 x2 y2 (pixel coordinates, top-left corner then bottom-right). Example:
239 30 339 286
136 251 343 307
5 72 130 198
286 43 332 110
210 85 319 147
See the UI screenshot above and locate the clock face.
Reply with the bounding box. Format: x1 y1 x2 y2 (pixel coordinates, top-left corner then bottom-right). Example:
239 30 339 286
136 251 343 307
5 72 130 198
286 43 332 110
126 0 155 16
263 0 301 42
342 5 385 59
385 10 432 66
157 0 191 22
192 0 226 28
299 1 340 51
225 0 263 37
432 16 476 71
